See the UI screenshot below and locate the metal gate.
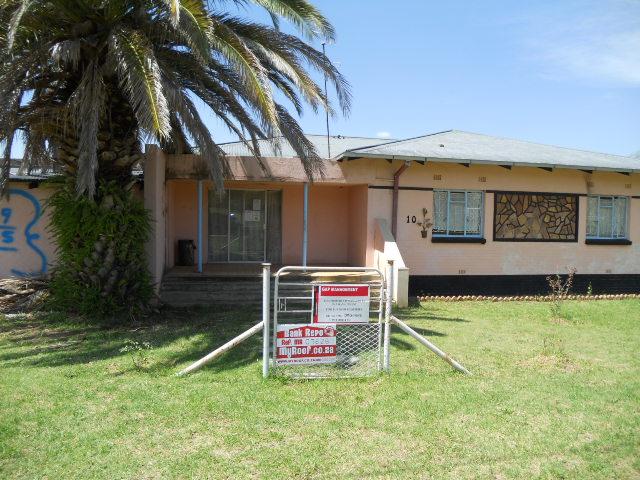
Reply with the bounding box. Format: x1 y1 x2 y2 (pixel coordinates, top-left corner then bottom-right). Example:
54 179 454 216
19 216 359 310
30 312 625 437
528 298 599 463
265 266 390 379
178 260 470 378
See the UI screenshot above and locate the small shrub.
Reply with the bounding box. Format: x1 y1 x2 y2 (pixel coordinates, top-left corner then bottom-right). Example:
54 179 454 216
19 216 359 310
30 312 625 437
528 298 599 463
542 335 565 357
120 339 152 370
546 267 576 319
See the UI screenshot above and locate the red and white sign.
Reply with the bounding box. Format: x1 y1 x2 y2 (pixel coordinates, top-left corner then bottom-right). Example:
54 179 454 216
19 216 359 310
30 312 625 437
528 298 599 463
313 284 370 324
275 324 337 365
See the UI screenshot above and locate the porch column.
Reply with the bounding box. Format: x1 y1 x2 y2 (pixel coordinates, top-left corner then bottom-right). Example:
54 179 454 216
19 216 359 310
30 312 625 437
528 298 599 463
197 180 203 273
302 182 309 267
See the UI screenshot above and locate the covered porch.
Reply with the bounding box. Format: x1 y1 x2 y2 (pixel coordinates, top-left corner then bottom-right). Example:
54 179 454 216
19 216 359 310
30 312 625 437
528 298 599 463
164 179 369 273
144 146 409 306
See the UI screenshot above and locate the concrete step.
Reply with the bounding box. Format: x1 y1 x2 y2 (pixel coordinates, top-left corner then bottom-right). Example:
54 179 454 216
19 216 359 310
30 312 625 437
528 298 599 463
159 271 384 307
160 274 266 306
160 284 269 293
160 292 264 307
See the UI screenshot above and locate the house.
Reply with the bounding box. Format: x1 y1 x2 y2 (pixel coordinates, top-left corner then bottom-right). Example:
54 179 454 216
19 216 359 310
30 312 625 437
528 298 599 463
3 130 639 306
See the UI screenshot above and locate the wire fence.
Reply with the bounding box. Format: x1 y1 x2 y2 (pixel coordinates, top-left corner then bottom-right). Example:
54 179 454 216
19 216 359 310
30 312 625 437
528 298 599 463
270 267 387 379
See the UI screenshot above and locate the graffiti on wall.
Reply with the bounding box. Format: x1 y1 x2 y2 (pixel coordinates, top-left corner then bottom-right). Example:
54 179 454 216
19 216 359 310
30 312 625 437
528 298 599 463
494 192 578 241
0 188 48 277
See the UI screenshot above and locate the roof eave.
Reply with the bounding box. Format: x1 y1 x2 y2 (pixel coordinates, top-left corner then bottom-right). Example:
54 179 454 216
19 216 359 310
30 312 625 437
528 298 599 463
340 152 640 174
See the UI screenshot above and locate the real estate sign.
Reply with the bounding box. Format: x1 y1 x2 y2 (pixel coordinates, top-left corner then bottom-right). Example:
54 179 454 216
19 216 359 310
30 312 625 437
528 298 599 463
275 324 337 365
313 284 370 324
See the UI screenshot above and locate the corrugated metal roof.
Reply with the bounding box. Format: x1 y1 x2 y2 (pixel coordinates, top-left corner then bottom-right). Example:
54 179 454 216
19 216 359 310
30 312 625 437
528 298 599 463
219 134 395 159
8 167 51 182
342 130 640 173
8 136 388 179
8 131 636 179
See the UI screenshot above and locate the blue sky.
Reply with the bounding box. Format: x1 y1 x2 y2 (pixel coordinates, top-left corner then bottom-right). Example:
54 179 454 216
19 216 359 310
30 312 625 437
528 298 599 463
210 0 639 156
12 0 638 158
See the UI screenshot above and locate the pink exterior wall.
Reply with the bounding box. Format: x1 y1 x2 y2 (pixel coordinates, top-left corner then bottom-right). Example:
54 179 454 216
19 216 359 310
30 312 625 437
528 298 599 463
307 185 350 265
280 183 302 264
160 152 640 279
347 185 369 266
4 150 635 283
354 161 640 276
0 177 145 281
166 179 198 268
0 182 55 278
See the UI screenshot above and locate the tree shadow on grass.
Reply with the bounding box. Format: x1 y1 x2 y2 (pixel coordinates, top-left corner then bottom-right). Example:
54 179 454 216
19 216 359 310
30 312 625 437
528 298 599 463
0 303 464 372
395 304 470 323
0 307 264 373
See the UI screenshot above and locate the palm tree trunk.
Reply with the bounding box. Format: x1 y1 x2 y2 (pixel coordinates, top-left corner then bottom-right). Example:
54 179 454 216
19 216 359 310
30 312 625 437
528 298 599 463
56 84 143 189
49 84 153 315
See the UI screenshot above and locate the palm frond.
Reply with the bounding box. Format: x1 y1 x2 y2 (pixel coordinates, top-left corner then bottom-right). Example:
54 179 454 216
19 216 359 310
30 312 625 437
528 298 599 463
167 0 181 26
162 77 228 190
6 0 32 51
69 61 105 196
209 15 277 126
0 0 347 197
109 28 171 140
249 0 335 40
51 39 81 68
274 102 322 179
0 91 22 195
21 127 51 175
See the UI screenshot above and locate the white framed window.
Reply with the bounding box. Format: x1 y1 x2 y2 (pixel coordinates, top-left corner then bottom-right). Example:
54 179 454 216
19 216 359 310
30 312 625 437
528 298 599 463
587 196 629 239
433 190 484 237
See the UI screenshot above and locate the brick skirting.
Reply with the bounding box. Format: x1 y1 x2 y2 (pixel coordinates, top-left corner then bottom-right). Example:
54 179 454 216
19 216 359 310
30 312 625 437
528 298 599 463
409 274 640 297
416 293 640 302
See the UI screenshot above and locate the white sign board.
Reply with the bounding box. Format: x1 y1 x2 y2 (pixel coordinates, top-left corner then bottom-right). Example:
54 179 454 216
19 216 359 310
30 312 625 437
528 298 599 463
313 284 370 324
275 324 337 365
243 210 260 222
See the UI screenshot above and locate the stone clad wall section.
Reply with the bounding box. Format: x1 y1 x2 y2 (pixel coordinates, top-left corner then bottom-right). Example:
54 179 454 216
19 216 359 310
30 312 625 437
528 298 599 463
494 192 578 241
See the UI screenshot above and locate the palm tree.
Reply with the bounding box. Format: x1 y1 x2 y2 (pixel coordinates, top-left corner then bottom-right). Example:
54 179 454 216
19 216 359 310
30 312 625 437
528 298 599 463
0 0 349 315
0 0 349 195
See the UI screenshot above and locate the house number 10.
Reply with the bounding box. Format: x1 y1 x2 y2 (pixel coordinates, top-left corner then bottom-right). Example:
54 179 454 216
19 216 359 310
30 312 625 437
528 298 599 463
406 215 417 223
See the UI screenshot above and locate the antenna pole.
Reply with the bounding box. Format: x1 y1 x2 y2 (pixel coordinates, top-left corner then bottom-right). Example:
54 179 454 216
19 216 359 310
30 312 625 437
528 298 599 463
322 42 330 158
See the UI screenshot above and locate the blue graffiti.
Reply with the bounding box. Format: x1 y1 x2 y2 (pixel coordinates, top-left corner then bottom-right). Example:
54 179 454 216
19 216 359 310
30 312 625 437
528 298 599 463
0 188 48 277
0 206 17 251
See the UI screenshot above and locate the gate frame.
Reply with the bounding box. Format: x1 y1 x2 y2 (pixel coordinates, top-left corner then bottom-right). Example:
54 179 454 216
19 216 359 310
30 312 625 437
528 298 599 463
263 263 393 378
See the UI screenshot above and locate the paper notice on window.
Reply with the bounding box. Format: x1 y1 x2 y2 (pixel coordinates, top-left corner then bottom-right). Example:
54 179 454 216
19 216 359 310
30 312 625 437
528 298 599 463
243 210 260 222
312 284 370 324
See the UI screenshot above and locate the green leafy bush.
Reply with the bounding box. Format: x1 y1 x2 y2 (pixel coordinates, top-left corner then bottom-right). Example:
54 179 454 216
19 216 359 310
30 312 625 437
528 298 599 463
47 180 152 319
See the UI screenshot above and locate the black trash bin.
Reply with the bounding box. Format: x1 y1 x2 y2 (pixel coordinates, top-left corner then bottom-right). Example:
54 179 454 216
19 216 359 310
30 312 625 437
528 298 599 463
177 239 196 266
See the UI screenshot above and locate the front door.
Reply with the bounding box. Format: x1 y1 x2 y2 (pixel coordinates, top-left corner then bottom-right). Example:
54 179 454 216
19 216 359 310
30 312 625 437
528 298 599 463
208 189 281 263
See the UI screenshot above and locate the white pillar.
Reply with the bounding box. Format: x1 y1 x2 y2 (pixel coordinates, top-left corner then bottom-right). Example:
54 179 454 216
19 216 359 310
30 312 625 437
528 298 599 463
302 182 309 267
262 263 271 378
384 259 394 371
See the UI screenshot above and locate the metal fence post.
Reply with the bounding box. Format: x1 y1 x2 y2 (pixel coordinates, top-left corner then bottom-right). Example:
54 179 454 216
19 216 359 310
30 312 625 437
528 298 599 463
262 263 271 378
384 259 394 371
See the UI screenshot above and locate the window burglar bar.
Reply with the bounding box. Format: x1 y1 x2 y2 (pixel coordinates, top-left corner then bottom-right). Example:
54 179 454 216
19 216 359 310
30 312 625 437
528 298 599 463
433 190 484 237
587 196 628 239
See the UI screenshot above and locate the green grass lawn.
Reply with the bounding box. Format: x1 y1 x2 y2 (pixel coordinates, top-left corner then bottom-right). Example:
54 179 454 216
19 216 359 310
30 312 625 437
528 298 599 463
1 300 639 479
